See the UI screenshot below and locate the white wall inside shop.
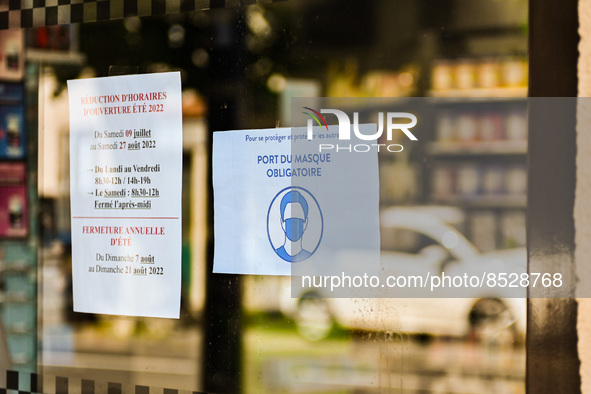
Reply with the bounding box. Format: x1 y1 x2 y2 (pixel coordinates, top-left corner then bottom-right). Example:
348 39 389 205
183 116 208 314
39 70 69 199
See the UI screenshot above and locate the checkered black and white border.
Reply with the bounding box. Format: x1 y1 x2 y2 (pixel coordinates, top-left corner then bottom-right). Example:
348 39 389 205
1 369 210 394
0 0 287 30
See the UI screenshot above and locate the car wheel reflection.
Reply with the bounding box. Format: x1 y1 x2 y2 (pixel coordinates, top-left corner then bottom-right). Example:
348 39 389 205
469 298 519 347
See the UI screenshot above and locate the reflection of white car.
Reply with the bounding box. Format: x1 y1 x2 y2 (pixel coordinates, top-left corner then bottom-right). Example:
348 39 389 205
281 206 527 344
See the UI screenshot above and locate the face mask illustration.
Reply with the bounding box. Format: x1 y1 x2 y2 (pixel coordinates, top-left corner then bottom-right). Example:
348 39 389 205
284 217 307 242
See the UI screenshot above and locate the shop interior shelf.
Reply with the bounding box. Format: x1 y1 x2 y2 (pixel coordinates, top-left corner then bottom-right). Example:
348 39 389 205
427 140 527 155
428 87 527 99
431 195 527 208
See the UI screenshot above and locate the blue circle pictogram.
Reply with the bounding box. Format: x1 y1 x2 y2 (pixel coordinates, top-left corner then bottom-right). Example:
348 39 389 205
267 186 323 263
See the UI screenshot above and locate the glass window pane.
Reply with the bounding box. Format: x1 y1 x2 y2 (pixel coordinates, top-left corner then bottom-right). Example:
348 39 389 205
0 1 529 392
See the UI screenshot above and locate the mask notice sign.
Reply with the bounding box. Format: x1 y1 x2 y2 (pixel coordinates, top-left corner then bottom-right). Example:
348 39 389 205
212 126 380 277
68 72 182 318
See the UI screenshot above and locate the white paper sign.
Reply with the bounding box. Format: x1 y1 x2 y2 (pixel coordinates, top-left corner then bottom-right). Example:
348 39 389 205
68 72 182 318
212 126 380 276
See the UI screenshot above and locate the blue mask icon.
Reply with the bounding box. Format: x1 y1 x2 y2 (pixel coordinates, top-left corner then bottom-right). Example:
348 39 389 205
285 218 306 241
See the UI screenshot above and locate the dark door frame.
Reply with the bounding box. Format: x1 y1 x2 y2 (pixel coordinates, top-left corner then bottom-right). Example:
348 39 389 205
527 0 581 392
